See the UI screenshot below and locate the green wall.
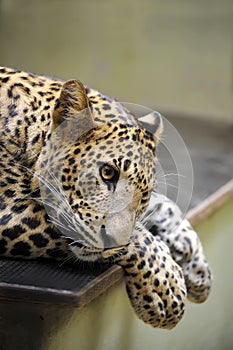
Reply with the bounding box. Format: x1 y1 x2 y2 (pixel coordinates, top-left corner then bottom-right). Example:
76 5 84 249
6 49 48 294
0 0 232 122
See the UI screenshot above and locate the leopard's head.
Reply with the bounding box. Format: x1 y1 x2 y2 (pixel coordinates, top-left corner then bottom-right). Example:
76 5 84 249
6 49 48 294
38 80 163 260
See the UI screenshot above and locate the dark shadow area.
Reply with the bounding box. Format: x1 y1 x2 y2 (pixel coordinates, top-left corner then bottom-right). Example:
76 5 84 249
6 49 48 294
160 115 233 208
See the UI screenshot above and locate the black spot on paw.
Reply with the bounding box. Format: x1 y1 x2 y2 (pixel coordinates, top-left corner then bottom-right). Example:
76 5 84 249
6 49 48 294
143 295 153 303
137 260 146 270
143 270 151 278
133 282 142 290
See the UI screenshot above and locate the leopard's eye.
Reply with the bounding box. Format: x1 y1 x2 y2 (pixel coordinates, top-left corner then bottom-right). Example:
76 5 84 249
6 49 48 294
100 164 119 183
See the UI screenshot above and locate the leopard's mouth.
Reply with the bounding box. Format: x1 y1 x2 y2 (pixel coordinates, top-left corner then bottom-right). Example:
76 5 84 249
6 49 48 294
69 241 127 261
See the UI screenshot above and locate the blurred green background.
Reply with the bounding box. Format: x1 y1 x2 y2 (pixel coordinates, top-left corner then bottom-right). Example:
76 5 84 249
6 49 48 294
0 0 232 123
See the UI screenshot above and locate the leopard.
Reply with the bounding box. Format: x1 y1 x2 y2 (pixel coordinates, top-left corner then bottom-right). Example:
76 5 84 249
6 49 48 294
0 66 212 329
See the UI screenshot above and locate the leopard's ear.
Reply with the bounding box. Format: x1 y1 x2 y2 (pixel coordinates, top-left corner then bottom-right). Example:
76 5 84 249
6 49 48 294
52 80 95 130
138 111 163 142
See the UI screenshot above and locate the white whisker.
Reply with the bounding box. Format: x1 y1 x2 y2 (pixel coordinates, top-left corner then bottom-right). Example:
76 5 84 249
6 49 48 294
155 181 179 190
156 172 185 179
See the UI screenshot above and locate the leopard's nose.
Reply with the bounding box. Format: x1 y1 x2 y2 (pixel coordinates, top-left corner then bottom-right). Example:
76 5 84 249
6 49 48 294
100 209 135 248
100 225 118 249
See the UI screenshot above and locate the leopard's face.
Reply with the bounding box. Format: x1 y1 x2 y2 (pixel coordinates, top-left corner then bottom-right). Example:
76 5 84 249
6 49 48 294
61 125 156 258
37 80 162 261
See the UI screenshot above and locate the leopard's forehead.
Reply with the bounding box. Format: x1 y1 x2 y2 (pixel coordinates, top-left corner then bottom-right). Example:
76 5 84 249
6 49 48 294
61 121 157 189
86 87 138 127
74 121 155 156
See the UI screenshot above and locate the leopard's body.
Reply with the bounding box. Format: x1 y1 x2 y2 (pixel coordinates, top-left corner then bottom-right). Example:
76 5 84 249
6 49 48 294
0 67 212 329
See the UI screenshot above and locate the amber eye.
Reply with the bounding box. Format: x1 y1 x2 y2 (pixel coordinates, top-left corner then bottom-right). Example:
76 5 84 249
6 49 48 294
100 164 119 183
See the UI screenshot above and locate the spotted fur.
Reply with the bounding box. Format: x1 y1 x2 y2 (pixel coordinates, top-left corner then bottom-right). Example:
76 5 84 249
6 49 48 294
0 67 160 260
0 67 212 329
141 193 212 303
115 222 187 329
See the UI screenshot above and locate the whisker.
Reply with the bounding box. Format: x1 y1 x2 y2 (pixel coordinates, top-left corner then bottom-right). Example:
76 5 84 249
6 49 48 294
45 204 78 231
41 165 65 193
47 218 72 232
57 254 75 267
156 172 186 179
68 239 90 247
155 181 179 190
20 162 67 206
19 162 81 239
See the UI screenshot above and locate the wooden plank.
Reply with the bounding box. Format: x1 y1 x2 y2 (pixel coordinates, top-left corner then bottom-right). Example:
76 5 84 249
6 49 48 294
187 179 233 226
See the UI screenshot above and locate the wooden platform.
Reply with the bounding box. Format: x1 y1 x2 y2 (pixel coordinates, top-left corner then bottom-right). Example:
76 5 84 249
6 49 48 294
0 116 232 308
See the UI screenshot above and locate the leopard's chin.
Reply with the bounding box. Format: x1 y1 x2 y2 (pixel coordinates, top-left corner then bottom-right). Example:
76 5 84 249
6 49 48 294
70 242 127 262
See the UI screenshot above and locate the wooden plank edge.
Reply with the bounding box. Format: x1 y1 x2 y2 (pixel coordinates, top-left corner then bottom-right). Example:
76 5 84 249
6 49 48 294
187 179 233 227
0 265 124 307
